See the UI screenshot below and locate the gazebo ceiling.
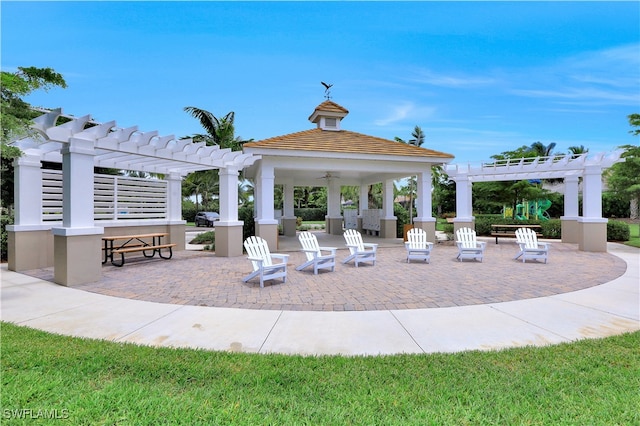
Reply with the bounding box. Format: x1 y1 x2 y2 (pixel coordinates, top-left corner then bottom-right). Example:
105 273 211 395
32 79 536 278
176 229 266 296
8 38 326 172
13 109 260 176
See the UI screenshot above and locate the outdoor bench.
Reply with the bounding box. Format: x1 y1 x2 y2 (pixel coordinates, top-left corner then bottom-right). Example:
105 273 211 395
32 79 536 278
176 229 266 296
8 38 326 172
491 224 542 244
102 233 176 267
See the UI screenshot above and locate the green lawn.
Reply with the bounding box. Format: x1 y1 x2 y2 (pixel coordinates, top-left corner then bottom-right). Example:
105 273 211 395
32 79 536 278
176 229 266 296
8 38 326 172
2 323 638 424
627 223 640 248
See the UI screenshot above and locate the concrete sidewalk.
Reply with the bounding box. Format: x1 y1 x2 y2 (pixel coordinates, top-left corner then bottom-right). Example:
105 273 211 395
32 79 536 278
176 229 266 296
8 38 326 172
1 243 638 356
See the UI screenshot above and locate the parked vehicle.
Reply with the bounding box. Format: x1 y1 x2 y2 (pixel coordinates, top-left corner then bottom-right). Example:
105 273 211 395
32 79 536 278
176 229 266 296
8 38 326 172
194 212 220 227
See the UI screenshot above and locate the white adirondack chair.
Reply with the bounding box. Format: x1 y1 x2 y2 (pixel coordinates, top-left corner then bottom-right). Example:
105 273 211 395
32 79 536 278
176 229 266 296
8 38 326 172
404 228 434 263
296 231 337 274
515 227 550 263
455 227 486 262
342 229 378 267
242 236 289 288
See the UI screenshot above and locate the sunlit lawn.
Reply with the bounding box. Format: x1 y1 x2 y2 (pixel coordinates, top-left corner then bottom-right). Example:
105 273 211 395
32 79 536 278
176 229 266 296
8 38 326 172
2 323 638 425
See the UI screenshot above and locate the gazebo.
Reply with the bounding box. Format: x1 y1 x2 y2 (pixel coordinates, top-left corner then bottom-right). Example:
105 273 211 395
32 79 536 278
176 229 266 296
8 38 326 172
242 100 456 250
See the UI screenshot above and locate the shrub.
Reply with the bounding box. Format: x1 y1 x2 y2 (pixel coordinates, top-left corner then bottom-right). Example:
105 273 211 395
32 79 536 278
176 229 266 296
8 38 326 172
541 219 562 239
0 210 13 261
190 231 215 245
238 206 255 243
394 203 410 237
607 220 630 242
294 208 326 221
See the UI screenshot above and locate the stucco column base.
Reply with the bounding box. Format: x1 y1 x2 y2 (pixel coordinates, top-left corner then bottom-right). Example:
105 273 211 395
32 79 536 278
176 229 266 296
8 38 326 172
256 222 279 251
578 219 608 252
166 223 186 250
453 218 475 235
281 217 297 237
560 217 579 244
8 229 54 271
54 234 102 286
380 218 397 238
326 216 343 235
214 222 244 257
413 219 437 243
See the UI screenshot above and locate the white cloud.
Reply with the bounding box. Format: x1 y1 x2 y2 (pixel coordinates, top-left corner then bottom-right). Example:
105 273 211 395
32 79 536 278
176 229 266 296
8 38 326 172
407 69 496 88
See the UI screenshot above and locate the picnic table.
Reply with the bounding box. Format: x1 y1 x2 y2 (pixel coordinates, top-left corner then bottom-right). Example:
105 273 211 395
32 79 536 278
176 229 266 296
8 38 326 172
491 224 542 244
102 232 175 267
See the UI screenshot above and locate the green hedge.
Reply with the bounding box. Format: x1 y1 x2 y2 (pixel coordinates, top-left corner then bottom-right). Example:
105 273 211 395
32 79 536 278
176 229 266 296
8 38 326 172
294 208 326 221
607 220 630 242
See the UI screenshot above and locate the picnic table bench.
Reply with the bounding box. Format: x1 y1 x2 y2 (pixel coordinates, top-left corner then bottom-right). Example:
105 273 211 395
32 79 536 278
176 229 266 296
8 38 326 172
102 232 175 267
491 224 542 244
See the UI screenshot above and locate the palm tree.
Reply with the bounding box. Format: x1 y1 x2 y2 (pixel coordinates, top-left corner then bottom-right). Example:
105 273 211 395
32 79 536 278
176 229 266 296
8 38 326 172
528 141 557 157
568 145 588 158
396 126 426 222
182 107 253 212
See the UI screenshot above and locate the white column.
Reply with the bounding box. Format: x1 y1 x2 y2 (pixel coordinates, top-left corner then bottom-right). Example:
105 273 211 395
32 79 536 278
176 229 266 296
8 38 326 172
562 175 580 218
327 178 341 217
167 172 183 223
383 179 395 219
359 185 369 214
256 163 276 224
454 174 473 220
13 154 43 227
414 170 433 221
60 137 98 230
283 179 295 218
219 167 241 223
582 165 603 219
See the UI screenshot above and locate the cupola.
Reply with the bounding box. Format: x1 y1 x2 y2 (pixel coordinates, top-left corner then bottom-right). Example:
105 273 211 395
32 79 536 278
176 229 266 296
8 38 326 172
308 100 349 131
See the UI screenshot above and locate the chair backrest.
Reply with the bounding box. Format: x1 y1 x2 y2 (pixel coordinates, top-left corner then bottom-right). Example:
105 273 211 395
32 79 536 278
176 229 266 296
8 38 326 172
244 236 273 270
298 232 320 261
456 227 477 248
515 227 538 249
407 228 428 249
343 229 364 252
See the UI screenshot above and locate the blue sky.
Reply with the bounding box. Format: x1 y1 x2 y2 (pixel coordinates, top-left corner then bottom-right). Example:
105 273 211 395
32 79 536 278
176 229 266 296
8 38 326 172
2 1 639 164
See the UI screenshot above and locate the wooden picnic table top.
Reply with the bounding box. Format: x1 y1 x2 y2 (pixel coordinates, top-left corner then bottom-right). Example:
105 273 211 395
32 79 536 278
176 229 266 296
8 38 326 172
102 232 168 241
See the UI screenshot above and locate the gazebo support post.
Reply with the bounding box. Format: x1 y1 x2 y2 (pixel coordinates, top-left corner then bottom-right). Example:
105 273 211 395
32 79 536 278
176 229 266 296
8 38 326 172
326 177 343 235
216 167 244 256
452 174 474 234
255 163 278 250
53 137 103 286
561 175 580 244
578 165 607 252
281 180 297 237
379 179 397 238
8 154 54 271
413 170 437 242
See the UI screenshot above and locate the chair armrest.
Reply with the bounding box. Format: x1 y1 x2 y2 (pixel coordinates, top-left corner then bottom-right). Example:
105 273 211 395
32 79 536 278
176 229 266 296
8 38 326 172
318 246 337 253
270 254 290 263
478 242 487 249
363 243 378 250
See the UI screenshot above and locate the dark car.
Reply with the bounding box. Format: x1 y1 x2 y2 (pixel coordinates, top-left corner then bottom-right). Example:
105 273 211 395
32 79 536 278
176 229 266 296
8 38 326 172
194 212 220 227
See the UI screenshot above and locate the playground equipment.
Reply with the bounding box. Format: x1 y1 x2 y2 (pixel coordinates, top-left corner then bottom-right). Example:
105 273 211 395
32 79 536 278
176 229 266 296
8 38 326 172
504 199 551 221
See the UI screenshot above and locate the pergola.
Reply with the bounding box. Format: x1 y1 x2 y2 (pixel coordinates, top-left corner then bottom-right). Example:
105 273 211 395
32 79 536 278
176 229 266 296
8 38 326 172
445 150 626 252
8 109 260 285
242 101 455 250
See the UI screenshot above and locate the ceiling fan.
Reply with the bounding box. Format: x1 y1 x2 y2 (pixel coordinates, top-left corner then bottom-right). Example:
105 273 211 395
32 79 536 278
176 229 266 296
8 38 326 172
317 172 339 179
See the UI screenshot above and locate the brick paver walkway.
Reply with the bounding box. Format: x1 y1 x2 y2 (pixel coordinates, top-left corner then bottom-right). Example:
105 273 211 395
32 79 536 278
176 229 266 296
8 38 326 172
24 238 627 312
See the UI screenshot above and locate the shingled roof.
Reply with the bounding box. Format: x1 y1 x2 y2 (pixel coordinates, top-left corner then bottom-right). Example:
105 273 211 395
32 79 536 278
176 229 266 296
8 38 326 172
244 100 454 159
243 128 454 159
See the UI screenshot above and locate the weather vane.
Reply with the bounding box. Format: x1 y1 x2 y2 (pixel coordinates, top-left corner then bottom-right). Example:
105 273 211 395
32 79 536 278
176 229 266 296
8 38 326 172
321 81 333 100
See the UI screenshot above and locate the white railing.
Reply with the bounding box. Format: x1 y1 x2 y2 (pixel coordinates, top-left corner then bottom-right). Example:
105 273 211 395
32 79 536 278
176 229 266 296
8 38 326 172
42 170 168 222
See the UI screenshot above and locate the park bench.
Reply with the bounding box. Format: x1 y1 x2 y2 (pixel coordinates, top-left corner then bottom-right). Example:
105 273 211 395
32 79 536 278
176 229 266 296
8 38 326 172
491 224 542 244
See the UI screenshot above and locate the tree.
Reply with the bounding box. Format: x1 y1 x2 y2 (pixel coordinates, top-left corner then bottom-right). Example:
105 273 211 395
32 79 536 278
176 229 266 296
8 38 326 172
182 107 253 210
527 141 557 157
606 114 640 219
395 125 425 222
568 145 588 157
1 66 67 209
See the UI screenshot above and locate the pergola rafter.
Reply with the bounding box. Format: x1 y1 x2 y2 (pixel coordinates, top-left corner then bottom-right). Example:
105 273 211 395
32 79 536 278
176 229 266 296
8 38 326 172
14 108 260 174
